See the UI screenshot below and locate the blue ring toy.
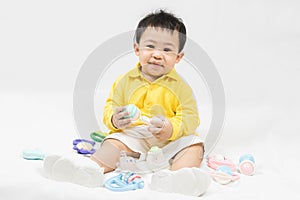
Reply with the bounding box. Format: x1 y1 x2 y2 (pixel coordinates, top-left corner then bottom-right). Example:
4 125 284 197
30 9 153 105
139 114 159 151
105 173 144 192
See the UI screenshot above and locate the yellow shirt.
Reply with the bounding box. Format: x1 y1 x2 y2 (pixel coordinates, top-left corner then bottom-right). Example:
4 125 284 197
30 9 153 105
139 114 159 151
103 64 200 141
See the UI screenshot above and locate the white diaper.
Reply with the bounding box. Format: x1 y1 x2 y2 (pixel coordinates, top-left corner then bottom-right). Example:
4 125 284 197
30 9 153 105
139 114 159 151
105 125 204 161
104 126 204 173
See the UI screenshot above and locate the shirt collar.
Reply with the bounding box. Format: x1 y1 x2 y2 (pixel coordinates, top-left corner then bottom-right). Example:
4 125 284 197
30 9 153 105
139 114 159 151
129 62 179 81
128 63 141 78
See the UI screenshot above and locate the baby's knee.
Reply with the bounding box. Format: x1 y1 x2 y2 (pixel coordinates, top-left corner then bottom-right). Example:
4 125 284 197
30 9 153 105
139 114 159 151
104 139 130 151
171 143 205 170
91 139 124 169
91 139 139 170
190 143 205 163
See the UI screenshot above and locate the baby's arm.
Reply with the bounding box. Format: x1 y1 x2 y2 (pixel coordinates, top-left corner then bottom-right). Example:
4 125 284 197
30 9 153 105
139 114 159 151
103 76 126 131
168 86 200 141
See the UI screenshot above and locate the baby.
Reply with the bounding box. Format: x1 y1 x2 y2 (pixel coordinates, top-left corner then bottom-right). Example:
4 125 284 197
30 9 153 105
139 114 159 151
44 9 211 196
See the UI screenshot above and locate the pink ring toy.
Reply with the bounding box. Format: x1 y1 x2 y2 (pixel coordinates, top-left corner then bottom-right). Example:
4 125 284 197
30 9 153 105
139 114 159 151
209 165 240 185
208 154 237 172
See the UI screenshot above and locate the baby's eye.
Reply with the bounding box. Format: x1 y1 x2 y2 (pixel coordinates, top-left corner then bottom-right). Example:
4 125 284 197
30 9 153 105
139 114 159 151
146 45 155 49
163 48 172 52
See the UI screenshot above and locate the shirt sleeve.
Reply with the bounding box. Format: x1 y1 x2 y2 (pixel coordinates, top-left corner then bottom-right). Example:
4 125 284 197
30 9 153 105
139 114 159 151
103 75 125 132
168 82 200 141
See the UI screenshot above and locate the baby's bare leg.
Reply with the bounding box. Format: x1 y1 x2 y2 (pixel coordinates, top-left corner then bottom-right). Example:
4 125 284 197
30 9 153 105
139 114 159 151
170 143 204 171
90 138 139 173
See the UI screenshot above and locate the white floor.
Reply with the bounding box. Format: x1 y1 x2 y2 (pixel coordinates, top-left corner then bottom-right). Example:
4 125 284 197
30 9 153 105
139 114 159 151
1 92 299 199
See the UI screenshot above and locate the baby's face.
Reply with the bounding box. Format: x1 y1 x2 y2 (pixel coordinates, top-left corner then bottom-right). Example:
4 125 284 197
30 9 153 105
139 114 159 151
134 27 184 82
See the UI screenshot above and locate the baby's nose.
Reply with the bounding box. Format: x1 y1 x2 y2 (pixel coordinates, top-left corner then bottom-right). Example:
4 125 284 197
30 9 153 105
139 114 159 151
152 49 163 59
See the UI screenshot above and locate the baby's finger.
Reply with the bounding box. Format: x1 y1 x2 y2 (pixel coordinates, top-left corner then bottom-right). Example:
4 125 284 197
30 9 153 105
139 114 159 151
120 117 132 125
119 110 130 119
150 118 164 128
118 118 132 128
115 106 126 115
148 126 162 134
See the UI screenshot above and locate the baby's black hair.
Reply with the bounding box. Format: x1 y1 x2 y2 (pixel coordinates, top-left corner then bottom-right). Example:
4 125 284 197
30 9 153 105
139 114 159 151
135 9 187 53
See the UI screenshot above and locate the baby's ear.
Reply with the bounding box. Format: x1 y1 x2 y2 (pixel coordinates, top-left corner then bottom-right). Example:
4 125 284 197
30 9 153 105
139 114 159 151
133 43 140 56
175 52 184 63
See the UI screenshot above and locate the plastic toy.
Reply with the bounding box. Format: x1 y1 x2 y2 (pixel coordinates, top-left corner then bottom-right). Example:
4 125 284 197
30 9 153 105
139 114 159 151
117 146 169 173
72 139 96 154
207 154 237 172
208 153 256 184
90 131 108 142
22 148 46 160
209 165 240 185
123 104 140 120
140 115 151 124
123 104 151 125
104 172 144 192
238 154 255 176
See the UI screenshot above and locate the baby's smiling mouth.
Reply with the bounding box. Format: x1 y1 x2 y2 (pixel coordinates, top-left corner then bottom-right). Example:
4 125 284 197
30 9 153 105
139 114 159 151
148 62 164 68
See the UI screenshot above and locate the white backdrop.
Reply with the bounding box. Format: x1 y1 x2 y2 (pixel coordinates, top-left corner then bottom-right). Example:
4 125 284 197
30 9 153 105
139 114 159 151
1 0 300 199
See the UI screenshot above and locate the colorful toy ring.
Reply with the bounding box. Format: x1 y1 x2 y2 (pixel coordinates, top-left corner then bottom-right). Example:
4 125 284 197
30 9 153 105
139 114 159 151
238 154 255 176
209 165 240 185
105 172 144 192
72 139 96 154
22 149 46 160
90 131 108 142
208 154 237 171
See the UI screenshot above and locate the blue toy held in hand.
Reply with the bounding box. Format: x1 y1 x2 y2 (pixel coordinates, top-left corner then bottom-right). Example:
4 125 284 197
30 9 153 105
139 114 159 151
105 172 144 192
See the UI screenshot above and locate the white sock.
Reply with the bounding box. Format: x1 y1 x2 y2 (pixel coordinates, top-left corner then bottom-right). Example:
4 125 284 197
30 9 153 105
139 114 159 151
150 167 211 196
43 154 104 187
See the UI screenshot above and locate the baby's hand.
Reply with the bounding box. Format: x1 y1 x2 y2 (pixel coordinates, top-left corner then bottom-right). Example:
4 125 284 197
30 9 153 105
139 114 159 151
112 106 132 129
148 115 173 141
